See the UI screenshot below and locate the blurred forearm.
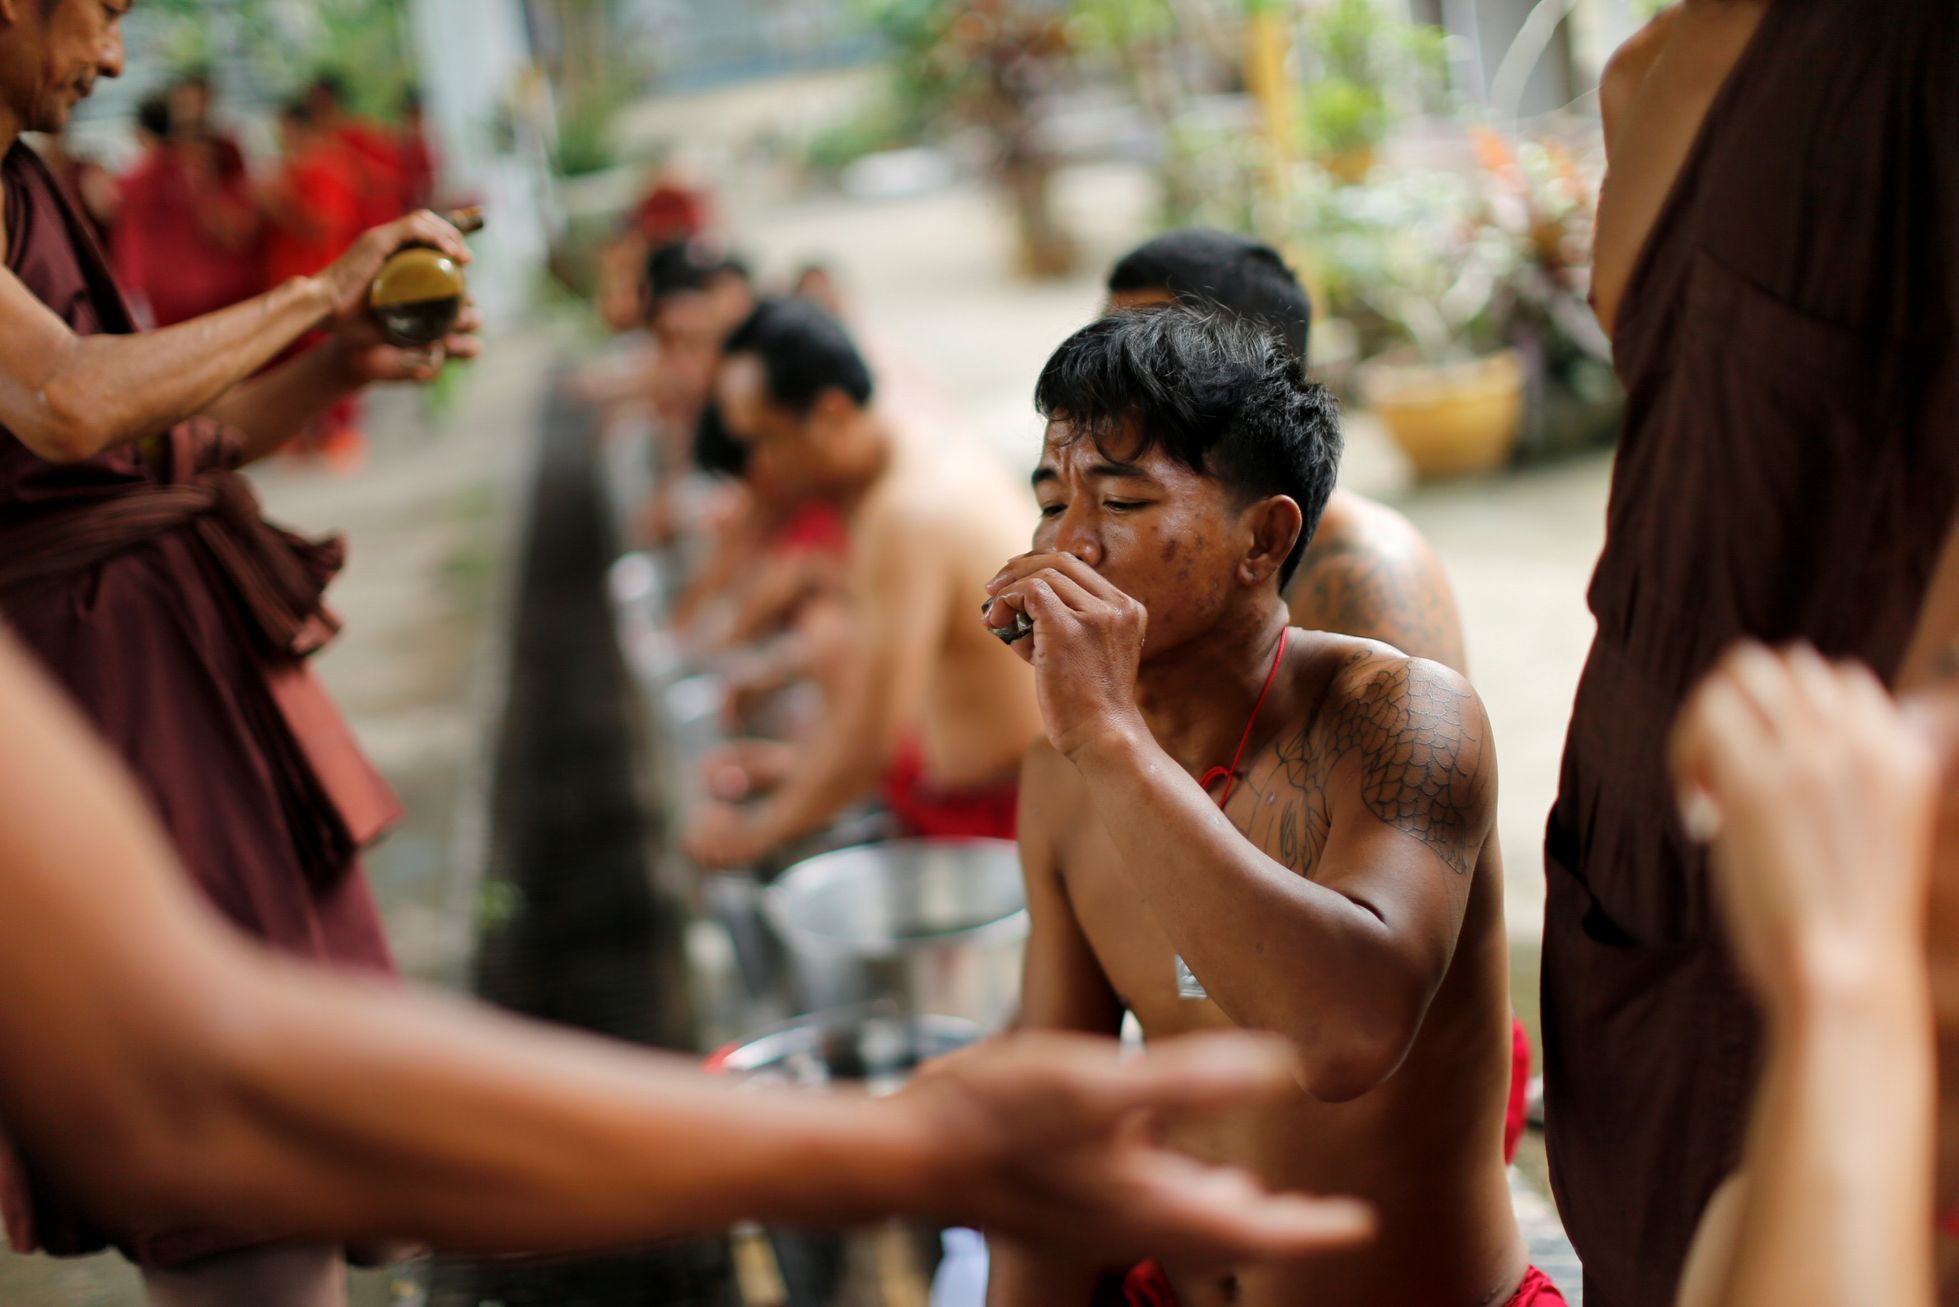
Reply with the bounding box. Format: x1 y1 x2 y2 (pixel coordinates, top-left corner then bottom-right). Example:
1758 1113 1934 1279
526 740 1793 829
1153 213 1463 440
0 632 930 1251
1690 962 1934 1307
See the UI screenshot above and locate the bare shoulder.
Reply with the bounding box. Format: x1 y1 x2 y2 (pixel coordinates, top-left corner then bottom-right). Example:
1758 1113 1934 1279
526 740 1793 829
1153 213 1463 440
1289 492 1466 673
1307 642 1495 875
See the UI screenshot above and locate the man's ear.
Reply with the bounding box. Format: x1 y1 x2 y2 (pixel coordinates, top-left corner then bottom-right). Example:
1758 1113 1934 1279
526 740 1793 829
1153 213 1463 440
0 0 22 27
1238 494 1304 588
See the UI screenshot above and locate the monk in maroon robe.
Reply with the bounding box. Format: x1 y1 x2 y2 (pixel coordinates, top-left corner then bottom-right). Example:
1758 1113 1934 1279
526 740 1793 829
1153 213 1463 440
0 3 479 1303
1544 3 1959 1305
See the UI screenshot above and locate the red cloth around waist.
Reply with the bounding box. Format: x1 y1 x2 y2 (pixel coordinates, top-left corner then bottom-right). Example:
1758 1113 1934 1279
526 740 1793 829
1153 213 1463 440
1123 1262 1567 1306
879 733 1018 840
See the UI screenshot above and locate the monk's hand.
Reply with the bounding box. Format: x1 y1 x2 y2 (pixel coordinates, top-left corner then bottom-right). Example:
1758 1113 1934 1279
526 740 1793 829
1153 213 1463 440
1669 643 1937 1008
318 211 483 386
984 551 1148 760
900 1029 1373 1267
681 799 771 872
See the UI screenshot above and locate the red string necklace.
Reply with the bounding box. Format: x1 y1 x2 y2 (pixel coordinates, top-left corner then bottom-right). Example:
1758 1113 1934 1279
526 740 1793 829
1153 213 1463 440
1199 627 1290 810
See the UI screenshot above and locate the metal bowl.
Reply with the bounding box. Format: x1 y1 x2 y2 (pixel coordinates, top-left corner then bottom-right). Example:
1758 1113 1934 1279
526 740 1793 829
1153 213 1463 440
762 839 1028 1029
706 1006 983 1091
707 1008 982 1305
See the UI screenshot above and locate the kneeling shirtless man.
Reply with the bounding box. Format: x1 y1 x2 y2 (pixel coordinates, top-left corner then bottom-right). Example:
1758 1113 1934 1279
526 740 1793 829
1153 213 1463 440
984 308 1560 1307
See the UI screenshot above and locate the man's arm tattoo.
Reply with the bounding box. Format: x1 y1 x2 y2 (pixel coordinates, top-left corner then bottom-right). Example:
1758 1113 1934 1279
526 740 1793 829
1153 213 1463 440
1319 657 1489 875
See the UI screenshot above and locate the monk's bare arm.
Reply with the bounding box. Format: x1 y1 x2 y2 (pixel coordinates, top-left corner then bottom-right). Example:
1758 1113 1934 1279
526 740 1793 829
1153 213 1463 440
0 630 927 1249
989 744 1124 1307
201 302 480 468
1286 494 1468 673
0 630 1372 1264
0 267 330 462
1591 1 1768 337
1070 655 1491 1101
0 210 467 464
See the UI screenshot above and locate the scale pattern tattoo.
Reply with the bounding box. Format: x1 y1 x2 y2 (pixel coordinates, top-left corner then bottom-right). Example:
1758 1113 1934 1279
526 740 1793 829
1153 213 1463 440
1232 651 1489 879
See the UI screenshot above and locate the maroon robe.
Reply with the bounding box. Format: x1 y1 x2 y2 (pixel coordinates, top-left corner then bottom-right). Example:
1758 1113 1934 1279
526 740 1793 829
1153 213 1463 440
1542 3 1959 1304
0 140 400 1267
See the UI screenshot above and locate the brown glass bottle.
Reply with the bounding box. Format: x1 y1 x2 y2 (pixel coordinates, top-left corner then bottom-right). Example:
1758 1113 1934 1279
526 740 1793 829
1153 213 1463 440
368 247 465 346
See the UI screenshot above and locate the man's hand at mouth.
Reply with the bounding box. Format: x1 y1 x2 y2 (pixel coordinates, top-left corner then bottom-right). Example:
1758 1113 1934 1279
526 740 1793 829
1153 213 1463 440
984 551 1150 761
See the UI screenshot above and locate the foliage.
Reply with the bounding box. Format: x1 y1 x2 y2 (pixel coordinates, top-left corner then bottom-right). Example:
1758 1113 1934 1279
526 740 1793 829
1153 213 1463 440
131 0 416 116
1299 126 1606 365
553 75 634 177
1303 164 1512 360
804 98 914 176
1295 0 1447 164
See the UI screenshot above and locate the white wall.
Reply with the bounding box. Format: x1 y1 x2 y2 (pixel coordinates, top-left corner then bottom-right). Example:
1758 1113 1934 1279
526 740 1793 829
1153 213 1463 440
409 0 560 325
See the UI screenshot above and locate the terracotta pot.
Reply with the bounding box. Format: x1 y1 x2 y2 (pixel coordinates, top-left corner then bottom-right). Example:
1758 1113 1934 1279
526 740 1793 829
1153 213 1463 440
1357 349 1525 479
1321 145 1377 185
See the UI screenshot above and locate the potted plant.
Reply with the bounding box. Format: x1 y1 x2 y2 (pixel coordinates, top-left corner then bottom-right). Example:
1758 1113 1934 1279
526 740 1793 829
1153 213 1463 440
1303 163 1526 479
1470 128 1622 459
861 0 1080 278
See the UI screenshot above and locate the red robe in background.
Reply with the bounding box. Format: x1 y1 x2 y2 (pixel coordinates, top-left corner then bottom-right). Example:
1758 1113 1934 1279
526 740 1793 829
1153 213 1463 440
335 118 408 229
0 140 398 1267
397 123 437 212
264 139 363 288
264 139 367 460
114 141 261 327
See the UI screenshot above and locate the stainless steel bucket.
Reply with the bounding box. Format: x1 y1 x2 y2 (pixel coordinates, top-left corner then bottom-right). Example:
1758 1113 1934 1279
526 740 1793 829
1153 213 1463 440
762 840 1028 1030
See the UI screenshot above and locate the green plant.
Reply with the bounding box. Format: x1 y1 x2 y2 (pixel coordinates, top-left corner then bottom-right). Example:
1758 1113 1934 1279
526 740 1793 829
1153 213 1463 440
1304 164 1512 360
855 0 1080 276
136 0 417 117
1294 0 1446 167
803 97 911 177
553 79 630 177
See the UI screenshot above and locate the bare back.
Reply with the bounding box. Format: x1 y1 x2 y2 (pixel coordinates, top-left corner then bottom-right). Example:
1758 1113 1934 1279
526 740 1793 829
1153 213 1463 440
850 433 1042 788
1030 633 1519 1306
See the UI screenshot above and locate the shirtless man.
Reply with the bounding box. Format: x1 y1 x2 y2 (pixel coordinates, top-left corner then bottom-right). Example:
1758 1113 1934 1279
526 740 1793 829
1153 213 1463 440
681 298 1042 868
984 307 1555 1306
1104 228 1534 1164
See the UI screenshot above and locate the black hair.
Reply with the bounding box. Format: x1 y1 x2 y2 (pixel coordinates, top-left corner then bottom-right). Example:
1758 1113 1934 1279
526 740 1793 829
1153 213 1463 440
644 240 749 311
721 298 874 416
279 95 316 127
136 95 172 142
1107 228 1313 364
309 72 349 106
401 87 424 115
692 401 749 479
1034 306 1340 588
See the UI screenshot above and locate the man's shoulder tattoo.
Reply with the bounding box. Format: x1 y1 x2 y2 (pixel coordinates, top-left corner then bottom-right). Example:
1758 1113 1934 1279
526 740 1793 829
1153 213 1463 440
1270 654 1490 876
